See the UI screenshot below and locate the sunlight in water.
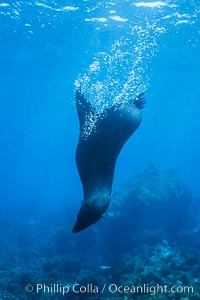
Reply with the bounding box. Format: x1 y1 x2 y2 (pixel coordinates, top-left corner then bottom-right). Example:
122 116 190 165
74 0 199 137
1 0 198 139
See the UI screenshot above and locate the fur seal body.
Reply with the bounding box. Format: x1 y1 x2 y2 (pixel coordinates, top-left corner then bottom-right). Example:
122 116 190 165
72 89 145 233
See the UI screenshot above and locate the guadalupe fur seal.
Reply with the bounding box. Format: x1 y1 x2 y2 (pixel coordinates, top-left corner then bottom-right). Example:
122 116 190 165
72 89 145 233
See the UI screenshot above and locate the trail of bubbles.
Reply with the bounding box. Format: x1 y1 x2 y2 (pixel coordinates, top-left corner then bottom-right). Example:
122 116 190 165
75 21 166 138
75 0 200 138
76 22 165 113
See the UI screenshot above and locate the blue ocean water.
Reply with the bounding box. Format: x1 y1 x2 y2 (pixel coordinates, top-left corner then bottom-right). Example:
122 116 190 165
0 1 200 299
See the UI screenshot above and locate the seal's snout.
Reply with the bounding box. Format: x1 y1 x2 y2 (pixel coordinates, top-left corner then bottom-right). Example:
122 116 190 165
72 221 84 233
72 222 83 233
72 204 103 233
72 218 95 233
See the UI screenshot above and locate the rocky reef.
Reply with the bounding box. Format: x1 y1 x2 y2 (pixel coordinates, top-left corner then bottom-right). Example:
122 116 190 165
0 165 199 299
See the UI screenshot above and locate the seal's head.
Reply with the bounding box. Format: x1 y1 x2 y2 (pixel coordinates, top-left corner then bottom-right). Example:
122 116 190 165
72 191 110 233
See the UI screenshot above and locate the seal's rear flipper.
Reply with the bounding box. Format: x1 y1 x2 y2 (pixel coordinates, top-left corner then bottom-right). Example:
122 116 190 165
76 89 95 127
133 92 146 109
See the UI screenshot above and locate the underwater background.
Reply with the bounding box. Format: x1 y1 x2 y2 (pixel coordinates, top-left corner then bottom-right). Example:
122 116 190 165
0 0 200 299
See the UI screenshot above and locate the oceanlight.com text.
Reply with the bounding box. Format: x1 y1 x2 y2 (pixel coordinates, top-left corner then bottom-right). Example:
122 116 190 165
25 282 194 296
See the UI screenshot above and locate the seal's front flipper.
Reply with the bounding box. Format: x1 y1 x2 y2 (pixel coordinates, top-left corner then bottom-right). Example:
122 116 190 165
76 89 95 127
133 92 146 110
